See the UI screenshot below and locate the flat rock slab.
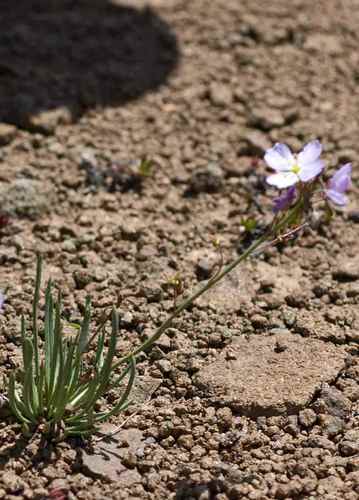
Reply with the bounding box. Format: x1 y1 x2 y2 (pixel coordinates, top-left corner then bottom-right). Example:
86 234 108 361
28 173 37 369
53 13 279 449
197 266 255 312
82 428 144 483
194 332 347 417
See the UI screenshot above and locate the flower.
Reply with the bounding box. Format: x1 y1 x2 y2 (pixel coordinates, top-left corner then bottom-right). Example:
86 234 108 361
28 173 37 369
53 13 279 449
325 163 352 206
0 291 5 313
265 140 325 188
273 186 296 213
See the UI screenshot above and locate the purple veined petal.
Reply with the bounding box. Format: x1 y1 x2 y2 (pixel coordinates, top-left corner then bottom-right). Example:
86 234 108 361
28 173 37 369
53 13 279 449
264 143 295 172
266 171 298 188
297 140 322 167
298 159 325 182
329 163 352 193
273 186 296 213
325 189 348 206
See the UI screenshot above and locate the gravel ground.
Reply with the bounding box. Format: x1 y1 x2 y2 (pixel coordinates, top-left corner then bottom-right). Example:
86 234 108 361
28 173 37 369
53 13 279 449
0 1 358 499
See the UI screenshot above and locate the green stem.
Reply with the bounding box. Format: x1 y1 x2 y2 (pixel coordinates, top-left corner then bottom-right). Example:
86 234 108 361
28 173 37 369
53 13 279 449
114 204 302 368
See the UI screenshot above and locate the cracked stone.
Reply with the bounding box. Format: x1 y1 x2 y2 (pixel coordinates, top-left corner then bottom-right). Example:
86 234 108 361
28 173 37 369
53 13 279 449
194 332 347 417
81 427 144 483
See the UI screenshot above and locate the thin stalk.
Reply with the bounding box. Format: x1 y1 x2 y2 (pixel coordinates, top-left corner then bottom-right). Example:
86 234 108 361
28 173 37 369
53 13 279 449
114 203 303 368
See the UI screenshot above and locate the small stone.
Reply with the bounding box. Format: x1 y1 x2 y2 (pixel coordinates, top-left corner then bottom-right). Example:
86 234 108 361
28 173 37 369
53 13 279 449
251 314 268 328
209 83 233 106
62 239 77 253
242 130 271 155
156 359 172 374
177 434 194 450
120 220 143 241
196 254 218 280
348 210 359 223
0 179 52 218
139 282 163 302
49 479 69 492
333 257 359 282
28 106 72 134
249 108 285 130
313 384 351 418
216 407 233 430
318 414 344 436
2 472 26 493
339 430 359 456
298 409 317 427
73 269 92 289
188 162 224 194
346 284 359 297
121 311 134 327
304 34 342 55
0 123 17 145
307 435 336 451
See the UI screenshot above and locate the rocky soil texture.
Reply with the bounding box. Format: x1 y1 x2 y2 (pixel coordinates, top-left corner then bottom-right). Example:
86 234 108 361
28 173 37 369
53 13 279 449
0 0 358 499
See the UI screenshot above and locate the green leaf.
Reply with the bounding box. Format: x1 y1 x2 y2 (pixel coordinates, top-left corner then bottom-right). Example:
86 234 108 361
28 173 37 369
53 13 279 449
32 254 43 379
78 296 91 353
138 158 153 177
95 356 136 423
240 217 257 232
8 374 32 425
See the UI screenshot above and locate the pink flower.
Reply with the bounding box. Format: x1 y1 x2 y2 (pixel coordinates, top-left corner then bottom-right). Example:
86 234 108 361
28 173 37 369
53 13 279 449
265 141 325 188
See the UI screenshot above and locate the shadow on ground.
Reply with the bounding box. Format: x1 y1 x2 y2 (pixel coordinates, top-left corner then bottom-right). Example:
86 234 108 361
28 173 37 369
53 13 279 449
0 0 179 129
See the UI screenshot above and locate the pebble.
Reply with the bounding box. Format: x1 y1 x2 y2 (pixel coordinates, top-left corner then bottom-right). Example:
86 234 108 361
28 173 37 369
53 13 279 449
27 106 72 134
0 179 52 217
313 385 351 418
318 415 344 437
299 409 317 428
249 108 285 130
0 123 17 145
339 430 359 456
242 130 271 155
209 83 233 106
348 210 359 223
139 282 163 302
188 162 224 194
333 259 359 282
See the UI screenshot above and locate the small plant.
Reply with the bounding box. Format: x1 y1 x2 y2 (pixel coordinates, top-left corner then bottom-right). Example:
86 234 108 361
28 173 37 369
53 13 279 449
4 140 352 440
7 256 135 438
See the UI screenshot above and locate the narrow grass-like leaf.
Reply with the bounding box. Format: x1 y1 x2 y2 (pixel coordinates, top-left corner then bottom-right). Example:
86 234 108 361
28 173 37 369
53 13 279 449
32 254 42 379
95 356 136 423
44 281 54 388
78 297 91 353
94 330 105 369
8 374 32 424
80 309 118 412
52 342 77 421
49 291 62 399
22 338 36 418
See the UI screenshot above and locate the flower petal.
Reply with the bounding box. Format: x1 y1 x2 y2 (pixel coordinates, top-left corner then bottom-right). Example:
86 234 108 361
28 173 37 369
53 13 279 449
297 140 322 167
273 186 297 213
266 172 298 188
298 159 324 182
326 189 347 206
329 163 352 193
264 143 295 172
